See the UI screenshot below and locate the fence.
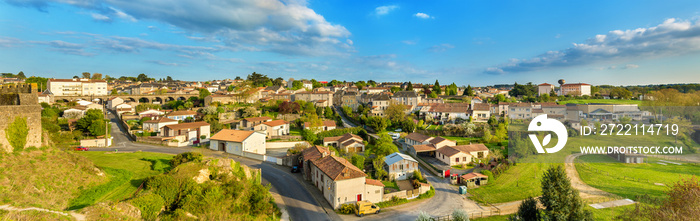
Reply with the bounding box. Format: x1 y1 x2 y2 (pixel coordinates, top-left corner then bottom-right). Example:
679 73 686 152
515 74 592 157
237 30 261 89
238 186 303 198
405 150 440 177
432 210 502 220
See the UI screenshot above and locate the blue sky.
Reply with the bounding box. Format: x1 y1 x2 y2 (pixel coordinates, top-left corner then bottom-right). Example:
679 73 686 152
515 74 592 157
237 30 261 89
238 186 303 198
1 0 700 86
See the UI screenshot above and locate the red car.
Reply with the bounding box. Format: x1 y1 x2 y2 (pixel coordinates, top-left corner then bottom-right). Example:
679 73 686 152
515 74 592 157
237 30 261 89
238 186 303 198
74 146 89 151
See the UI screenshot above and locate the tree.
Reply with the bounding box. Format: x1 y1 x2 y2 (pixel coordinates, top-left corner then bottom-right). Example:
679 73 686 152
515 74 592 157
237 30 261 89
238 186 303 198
88 118 106 136
6 116 28 151
539 165 592 221
429 91 438 98
240 106 257 118
432 80 441 95
371 133 398 156
279 101 301 114
619 177 699 220
111 89 118 95
170 152 203 167
324 106 334 119
17 71 26 79
198 88 211 100
509 82 537 97
390 86 401 93
366 116 389 132
82 72 91 79
510 197 540 221
482 127 493 143
137 73 151 82
372 156 387 180
385 102 407 122
184 101 194 110
463 85 474 96
273 77 284 86
351 154 365 170
166 76 173 81
91 73 102 80
406 82 413 91
77 109 106 136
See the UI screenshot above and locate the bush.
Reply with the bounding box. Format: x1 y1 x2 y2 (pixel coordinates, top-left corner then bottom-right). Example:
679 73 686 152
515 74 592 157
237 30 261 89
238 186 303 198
142 158 171 173
413 170 425 183
416 211 432 221
481 170 494 183
144 175 181 208
6 116 28 151
170 152 203 167
452 208 470 221
337 203 355 214
131 192 165 221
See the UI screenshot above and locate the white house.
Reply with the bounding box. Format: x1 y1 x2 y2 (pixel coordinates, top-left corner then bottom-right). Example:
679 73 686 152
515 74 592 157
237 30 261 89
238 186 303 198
310 155 384 209
166 110 197 121
538 83 555 96
107 97 124 110
138 109 165 118
143 117 179 133
114 103 134 114
322 133 365 153
252 119 290 139
209 129 267 156
160 121 211 146
384 152 419 181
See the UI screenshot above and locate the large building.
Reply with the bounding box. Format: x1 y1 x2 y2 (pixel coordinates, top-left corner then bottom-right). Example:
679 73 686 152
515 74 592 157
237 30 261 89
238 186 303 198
47 78 108 96
0 84 42 152
560 83 591 96
538 83 555 96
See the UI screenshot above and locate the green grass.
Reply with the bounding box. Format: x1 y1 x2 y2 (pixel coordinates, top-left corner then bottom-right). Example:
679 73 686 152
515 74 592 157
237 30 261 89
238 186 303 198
471 203 637 221
68 167 132 210
382 181 399 190
289 128 302 136
576 154 700 200
558 99 643 105
75 152 174 203
451 164 474 170
469 129 682 204
426 125 443 130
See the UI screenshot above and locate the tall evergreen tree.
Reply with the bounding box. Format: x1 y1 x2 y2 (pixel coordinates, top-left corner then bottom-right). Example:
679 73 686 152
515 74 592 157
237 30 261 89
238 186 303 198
17 71 26 79
406 81 413 91
433 80 441 95
540 165 593 220
463 85 474 96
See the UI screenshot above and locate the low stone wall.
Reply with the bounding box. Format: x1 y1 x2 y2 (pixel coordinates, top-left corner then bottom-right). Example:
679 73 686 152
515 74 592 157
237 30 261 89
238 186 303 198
383 190 407 201
270 135 302 141
266 141 309 149
243 151 265 161
80 138 112 147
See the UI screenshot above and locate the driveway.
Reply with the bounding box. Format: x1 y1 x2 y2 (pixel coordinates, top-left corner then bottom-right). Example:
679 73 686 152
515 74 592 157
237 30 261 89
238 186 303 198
97 111 333 221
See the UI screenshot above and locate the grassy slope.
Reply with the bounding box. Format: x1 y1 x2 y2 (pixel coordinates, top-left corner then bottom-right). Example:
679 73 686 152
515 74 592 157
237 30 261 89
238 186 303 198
0 148 105 210
75 152 174 203
472 203 637 221
576 154 700 199
558 99 643 105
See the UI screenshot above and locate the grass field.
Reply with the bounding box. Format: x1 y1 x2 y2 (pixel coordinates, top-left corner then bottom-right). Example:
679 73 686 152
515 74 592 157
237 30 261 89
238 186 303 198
75 152 174 204
382 181 399 191
471 203 637 221
469 130 682 204
576 154 700 200
558 99 643 105
289 128 302 136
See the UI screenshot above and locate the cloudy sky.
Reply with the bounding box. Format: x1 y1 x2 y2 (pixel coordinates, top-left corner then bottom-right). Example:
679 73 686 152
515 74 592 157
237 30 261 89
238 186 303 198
1 0 700 86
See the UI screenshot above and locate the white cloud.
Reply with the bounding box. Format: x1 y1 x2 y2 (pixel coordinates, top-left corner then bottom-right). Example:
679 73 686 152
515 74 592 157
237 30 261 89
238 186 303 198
623 64 639 69
401 40 416 45
375 5 399 16
414 12 433 19
428 43 454 52
91 13 110 22
485 18 700 74
12 0 353 56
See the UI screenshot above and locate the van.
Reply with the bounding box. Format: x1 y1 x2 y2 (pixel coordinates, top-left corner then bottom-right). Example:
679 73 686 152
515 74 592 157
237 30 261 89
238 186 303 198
355 200 380 217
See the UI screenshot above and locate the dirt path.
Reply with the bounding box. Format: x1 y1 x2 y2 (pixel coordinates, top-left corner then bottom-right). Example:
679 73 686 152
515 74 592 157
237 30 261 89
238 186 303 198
565 153 617 199
0 204 85 221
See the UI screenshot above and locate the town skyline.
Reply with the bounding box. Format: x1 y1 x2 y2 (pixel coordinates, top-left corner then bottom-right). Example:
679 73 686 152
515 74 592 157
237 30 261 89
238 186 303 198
2 0 700 85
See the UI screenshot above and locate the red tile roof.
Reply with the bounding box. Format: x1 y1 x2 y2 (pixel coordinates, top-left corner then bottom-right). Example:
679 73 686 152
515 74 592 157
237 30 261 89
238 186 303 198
210 129 254 142
365 179 385 187
405 132 431 142
262 119 288 127
164 121 210 130
312 155 366 181
302 145 331 162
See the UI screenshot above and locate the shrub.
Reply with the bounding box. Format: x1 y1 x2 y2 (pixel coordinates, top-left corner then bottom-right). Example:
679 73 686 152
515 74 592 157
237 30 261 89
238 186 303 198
337 203 355 214
413 170 424 182
142 158 171 173
480 170 494 183
170 152 203 167
452 208 470 221
144 175 180 208
6 116 28 151
131 192 165 221
416 211 432 221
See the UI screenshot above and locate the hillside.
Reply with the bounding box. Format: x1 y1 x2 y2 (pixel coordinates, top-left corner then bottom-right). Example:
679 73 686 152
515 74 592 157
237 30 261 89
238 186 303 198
0 148 106 217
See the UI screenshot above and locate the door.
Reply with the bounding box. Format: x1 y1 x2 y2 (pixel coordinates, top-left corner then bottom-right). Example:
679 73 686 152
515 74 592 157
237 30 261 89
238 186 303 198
219 142 225 151
357 194 362 201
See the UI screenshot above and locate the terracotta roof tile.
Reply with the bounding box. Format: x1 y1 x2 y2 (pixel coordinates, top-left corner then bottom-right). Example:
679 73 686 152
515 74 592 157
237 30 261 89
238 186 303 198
405 132 431 142
302 145 330 161
436 146 463 157
412 144 436 152
164 121 210 130
210 129 254 142
312 155 366 181
452 143 489 153
262 119 288 127
365 179 385 187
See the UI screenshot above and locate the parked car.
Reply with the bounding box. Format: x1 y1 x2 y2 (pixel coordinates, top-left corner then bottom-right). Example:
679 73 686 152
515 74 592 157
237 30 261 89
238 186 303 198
74 146 89 151
355 200 380 217
291 166 300 173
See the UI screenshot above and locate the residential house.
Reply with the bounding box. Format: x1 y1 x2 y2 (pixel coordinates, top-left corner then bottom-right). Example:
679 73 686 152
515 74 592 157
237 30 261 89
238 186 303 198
47 78 108 96
63 106 88 118
538 83 555 96
341 92 360 110
166 110 197 121
293 91 334 107
419 103 470 121
303 120 337 132
239 116 272 130
508 103 533 120
107 97 124 109
142 117 179 133
115 103 134 114
560 83 591 96
471 103 491 122
310 155 383 209
384 152 418 181
160 121 211 145
253 119 290 138
138 109 165 118
323 133 365 153
392 91 422 108
436 144 490 166
209 129 267 155
37 92 53 104
301 145 332 180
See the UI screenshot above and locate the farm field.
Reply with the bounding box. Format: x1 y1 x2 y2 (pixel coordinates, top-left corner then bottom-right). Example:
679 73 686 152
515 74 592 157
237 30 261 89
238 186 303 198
74 152 174 204
471 203 637 221
575 154 700 200
557 99 643 105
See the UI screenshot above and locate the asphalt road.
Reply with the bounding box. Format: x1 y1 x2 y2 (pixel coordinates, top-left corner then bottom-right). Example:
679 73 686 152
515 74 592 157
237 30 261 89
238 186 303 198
100 111 332 221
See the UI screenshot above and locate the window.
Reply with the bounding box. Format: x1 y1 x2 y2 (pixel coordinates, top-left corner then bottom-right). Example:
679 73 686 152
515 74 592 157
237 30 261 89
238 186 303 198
456 157 460 162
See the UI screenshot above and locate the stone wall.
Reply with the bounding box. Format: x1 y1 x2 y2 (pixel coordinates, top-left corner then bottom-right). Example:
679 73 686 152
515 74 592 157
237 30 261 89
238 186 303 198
0 84 42 152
